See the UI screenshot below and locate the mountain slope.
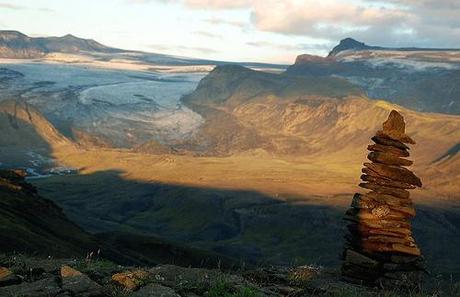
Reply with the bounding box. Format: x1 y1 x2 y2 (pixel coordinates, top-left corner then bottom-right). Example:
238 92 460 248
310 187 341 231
0 100 74 169
0 30 116 58
182 65 460 166
287 38 460 114
0 169 100 256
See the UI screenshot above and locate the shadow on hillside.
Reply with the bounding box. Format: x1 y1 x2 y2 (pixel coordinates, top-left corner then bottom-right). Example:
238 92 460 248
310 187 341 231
32 169 460 279
1 104 459 278
33 169 346 267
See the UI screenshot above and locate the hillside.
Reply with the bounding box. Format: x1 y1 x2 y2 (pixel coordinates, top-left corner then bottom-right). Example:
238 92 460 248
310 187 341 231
0 169 100 256
181 65 460 166
0 100 75 171
287 38 460 114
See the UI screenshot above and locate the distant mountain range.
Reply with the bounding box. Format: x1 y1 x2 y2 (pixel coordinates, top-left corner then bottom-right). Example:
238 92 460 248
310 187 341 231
328 37 460 57
0 30 118 58
0 30 285 69
289 38 460 114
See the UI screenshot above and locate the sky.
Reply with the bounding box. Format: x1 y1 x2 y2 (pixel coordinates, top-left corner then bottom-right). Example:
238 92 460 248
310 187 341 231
1 0 460 64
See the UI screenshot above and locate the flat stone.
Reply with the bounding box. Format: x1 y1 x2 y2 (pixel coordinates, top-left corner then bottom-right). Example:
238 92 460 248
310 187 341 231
359 183 410 199
61 274 104 297
355 193 415 217
60 265 82 278
364 192 413 208
358 218 411 230
361 174 416 189
363 163 422 187
347 224 410 238
376 130 415 145
0 267 21 287
368 143 409 157
392 244 421 257
367 152 413 166
364 235 415 246
112 270 150 290
390 255 424 265
372 136 409 150
344 249 379 268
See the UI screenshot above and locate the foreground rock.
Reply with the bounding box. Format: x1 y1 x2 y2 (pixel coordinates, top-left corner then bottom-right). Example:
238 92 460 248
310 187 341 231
61 265 104 297
112 269 150 290
342 110 425 287
0 256 456 296
0 266 21 287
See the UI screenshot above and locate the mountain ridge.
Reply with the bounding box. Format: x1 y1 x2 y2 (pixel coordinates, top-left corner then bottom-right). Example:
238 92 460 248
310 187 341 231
0 30 119 58
328 37 460 57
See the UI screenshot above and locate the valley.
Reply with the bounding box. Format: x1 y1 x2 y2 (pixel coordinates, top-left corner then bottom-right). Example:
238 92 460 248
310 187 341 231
1 31 460 285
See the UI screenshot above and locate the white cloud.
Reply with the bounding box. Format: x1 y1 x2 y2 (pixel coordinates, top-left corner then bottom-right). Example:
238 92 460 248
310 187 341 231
140 0 460 48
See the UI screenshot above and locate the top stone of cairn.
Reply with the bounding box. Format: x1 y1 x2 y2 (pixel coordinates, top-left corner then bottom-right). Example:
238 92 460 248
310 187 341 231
377 110 415 144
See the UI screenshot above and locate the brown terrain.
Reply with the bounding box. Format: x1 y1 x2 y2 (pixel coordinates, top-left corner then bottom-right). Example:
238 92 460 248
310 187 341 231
1 64 460 286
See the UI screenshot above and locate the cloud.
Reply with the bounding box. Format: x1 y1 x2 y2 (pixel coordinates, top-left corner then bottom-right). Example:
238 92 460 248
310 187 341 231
148 44 219 54
250 0 460 48
246 41 332 52
141 0 460 49
194 31 222 39
0 2 54 13
203 17 246 28
0 2 25 9
128 0 251 9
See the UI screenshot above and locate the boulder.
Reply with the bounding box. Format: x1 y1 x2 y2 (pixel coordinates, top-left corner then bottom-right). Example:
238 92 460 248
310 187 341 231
0 266 21 287
0 277 61 297
112 269 150 290
60 265 82 278
61 273 104 297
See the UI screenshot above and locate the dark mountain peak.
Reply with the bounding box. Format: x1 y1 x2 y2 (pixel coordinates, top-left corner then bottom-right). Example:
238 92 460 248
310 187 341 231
339 38 366 48
328 38 380 57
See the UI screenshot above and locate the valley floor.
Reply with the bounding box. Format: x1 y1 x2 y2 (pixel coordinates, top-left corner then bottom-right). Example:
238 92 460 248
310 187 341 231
32 145 460 278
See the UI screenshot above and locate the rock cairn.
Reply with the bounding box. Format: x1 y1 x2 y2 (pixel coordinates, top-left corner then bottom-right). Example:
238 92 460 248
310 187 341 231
342 110 424 287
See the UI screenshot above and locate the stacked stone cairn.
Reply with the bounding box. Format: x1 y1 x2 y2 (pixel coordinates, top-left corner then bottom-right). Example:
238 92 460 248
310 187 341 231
342 110 425 287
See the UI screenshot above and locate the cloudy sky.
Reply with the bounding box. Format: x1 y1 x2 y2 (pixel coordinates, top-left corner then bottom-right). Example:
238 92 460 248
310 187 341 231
1 0 459 63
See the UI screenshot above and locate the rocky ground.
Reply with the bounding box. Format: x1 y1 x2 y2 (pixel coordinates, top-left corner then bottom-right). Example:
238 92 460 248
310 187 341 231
0 255 459 297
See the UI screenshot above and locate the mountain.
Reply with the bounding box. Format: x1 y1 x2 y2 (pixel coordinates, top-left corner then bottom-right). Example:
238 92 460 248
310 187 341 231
181 65 460 163
0 30 117 58
287 38 460 114
328 38 383 56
